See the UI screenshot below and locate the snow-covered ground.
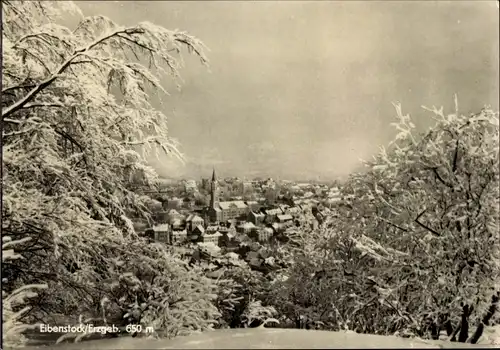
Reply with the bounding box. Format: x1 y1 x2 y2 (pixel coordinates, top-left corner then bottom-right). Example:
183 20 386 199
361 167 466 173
20 328 499 350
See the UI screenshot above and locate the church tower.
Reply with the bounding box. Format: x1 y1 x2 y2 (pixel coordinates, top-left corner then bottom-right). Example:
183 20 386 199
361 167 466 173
207 167 220 223
209 167 219 209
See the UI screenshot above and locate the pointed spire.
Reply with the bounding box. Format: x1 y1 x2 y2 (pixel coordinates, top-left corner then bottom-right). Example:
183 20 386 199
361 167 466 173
211 167 217 182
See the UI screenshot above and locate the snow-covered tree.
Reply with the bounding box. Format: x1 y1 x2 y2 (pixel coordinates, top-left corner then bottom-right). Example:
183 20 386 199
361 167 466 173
271 100 500 343
2 0 218 341
2 235 48 348
362 101 500 343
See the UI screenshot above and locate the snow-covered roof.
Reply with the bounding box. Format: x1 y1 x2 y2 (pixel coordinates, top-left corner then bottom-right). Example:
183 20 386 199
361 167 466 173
171 218 185 226
265 208 282 216
152 224 170 231
239 222 256 229
193 225 205 234
204 231 222 237
219 201 248 210
186 214 204 222
218 202 232 210
197 242 221 252
326 197 342 203
277 214 293 221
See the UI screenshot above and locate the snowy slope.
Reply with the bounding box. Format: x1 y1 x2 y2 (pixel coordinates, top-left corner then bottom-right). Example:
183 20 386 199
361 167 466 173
20 328 498 350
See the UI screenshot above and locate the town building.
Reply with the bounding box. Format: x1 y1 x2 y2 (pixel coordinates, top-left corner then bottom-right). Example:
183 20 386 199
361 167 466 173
148 224 188 245
190 224 205 241
248 211 265 226
245 201 260 212
200 230 222 245
171 229 188 244
207 169 222 222
249 227 273 242
277 214 293 225
207 168 251 223
166 209 183 222
285 206 301 216
149 224 171 244
263 208 283 224
237 221 257 234
171 217 185 230
185 214 204 231
264 208 283 217
219 201 249 221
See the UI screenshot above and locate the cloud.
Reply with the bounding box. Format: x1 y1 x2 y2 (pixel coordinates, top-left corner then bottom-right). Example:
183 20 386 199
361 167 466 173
79 1 498 179
247 141 276 154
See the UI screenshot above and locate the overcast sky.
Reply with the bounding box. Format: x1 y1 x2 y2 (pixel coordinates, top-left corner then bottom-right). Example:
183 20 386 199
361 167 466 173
78 1 499 181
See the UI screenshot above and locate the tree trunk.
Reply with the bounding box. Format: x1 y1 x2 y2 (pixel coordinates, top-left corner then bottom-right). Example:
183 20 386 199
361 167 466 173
430 322 439 340
450 322 461 342
468 292 500 344
458 305 470 342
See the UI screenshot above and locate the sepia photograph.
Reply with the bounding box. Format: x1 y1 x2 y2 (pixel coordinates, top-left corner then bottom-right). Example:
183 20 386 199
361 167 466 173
1 0 499 349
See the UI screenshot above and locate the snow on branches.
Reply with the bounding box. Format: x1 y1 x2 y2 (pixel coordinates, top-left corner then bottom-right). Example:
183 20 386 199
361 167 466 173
2 0 216 340
271 100 499 342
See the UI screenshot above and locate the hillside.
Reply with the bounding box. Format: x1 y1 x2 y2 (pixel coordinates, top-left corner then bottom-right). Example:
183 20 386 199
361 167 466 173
19 329 499 350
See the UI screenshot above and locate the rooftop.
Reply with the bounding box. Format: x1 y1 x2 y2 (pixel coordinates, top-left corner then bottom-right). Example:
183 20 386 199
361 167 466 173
277 214 293 221
152 224 170 231
219 201 248 210
193 225 205 233
186 214 204 222
238 222 256 229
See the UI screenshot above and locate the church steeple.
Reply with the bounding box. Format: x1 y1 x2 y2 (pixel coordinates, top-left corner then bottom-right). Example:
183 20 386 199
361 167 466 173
209 167 219 209
211 167 217 182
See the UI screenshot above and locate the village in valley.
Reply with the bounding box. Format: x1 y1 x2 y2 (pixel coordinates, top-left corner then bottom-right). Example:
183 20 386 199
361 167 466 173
3 1 498 347
133 168 342 270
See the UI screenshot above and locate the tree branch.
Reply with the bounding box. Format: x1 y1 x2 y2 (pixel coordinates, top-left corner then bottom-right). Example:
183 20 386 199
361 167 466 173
22 102 66 109
2 83 37 95
21 49 52 74
415 209 440 236
1 27 145 120
452 139 460 173
377 216 408 232
431 167 453 188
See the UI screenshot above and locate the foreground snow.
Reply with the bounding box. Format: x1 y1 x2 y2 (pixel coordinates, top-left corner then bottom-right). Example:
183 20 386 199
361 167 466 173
21 328 498 349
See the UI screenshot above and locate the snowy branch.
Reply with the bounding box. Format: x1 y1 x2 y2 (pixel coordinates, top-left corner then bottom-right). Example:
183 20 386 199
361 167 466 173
2 28 144 120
